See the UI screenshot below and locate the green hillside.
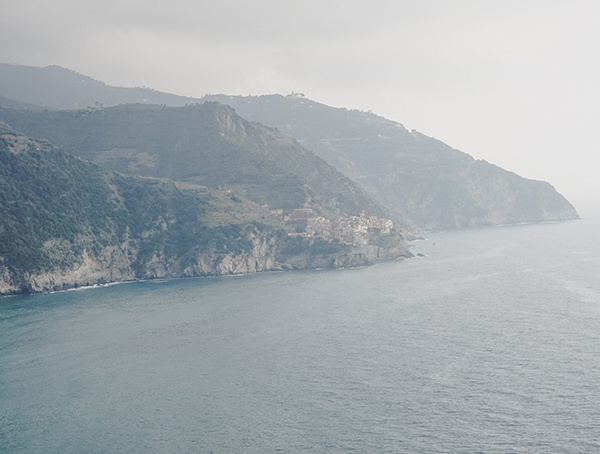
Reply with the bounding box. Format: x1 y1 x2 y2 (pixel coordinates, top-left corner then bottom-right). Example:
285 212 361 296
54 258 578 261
202 94 579 229
0 63 580 230
2 128 406 295
0 102 387 220
0 63 192 109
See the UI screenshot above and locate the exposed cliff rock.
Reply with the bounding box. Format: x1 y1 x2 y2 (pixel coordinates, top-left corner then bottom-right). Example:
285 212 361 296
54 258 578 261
281 251 372 271
362 230 414 261
4 247 136 294
0 230 384 295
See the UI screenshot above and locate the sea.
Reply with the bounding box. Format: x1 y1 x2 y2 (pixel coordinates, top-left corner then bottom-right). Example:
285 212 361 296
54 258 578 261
1 218 600 453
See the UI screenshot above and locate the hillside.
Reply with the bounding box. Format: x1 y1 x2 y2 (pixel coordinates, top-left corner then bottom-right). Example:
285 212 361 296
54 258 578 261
0 62 192 109
0 102 386 220
0 129 407 295
201 94 579 229
0 94 47 111
0 63 579 230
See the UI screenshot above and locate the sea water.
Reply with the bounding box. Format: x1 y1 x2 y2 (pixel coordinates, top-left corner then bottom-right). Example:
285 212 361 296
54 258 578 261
1 219 600 453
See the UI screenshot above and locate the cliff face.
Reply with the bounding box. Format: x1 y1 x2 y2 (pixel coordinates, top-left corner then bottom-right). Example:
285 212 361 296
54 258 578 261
379 159 580 230
1 246 135 295
0 231 385 295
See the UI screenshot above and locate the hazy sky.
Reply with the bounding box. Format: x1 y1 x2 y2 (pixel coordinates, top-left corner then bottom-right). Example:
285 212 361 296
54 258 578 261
2 1 599 213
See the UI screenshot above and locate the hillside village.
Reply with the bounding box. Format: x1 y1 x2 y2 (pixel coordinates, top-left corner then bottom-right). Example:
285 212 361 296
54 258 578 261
285 208 396 247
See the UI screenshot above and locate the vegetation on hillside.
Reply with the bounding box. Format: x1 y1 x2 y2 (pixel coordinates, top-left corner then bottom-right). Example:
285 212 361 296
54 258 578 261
0 130 376 295
201 94 579 229
0 102 387 220
0 64 580 229
0 132 258 277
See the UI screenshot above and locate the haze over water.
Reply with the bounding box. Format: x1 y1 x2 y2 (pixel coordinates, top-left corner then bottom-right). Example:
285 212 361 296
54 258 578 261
2 219 599 453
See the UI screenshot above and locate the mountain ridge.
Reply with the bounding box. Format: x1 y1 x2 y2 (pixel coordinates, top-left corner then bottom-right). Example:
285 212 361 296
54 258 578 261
0 63 193 109
0 101 387 220
0 62 579 230
200 94 579 229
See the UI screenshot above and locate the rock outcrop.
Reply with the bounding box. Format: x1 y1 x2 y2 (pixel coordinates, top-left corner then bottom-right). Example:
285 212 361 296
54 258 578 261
0 232 392 296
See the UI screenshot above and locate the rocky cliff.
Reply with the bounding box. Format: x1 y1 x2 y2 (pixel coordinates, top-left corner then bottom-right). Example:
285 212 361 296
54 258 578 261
0 232 381 296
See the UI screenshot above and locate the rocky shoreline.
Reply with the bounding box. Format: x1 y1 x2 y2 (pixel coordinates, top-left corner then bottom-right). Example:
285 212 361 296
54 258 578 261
0 237 413 297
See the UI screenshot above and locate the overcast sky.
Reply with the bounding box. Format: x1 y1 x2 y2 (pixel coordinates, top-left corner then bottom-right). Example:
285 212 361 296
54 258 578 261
2 0 599 214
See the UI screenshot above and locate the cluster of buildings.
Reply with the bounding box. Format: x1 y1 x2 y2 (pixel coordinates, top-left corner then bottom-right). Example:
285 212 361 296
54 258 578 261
285 208 395 246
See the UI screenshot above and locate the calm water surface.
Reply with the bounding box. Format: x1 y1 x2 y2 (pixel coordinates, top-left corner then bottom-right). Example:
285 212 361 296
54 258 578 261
1 219 600 453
